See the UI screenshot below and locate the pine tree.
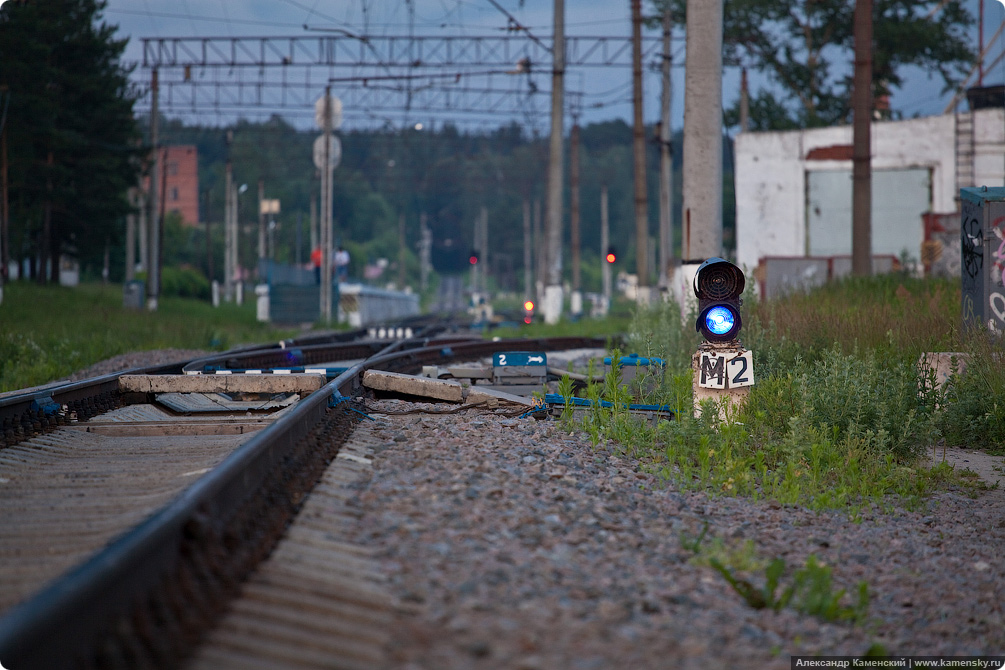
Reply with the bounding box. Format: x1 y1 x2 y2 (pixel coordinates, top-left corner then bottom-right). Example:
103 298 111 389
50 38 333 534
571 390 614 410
0 0 140 282
655 0 975 130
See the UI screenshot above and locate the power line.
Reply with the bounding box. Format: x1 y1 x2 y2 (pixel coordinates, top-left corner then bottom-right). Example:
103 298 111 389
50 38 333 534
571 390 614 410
483 0 551 53
276 0 351 27
107 8 306 30
136 32 668 131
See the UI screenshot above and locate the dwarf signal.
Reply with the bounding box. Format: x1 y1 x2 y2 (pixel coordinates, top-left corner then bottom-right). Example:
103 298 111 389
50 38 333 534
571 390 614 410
693 257 744 343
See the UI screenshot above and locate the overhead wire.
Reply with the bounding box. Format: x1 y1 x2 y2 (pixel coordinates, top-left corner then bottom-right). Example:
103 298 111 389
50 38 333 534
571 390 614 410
109 7 306 30
277 0 351 27
128 1 670 132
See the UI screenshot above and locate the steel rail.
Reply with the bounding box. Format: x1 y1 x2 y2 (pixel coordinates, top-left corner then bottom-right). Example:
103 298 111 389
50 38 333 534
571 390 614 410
0 333 609 668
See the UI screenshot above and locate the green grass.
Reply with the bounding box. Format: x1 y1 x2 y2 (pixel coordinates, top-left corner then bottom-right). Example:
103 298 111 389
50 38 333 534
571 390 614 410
552 273 1001 513
486 293 635 341
0 282 302 392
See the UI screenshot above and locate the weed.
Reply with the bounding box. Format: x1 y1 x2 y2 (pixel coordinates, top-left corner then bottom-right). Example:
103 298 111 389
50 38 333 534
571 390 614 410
711 552 870 624
563 276 981 512
556 373 576 424
0 282 300 392
679 522 709 553
691 537 767 575
936 331 1005 452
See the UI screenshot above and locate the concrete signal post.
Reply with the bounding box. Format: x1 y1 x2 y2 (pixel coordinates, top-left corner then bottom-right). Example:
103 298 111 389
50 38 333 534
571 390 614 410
691 258 754 419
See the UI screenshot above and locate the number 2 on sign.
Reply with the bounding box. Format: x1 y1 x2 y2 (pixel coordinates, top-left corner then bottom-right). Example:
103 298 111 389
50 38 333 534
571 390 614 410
698 350 754 389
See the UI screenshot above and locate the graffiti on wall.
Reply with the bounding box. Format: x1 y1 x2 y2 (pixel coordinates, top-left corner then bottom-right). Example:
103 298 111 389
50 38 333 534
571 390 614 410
988 216 1005 332
962 213 983 284
960 204 984 331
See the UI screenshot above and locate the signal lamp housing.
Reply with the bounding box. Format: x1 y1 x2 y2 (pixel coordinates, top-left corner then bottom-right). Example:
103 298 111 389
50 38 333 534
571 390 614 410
693 257 745 343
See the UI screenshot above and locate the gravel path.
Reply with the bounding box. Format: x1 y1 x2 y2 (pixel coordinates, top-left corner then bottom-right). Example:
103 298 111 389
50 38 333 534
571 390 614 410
66 349 213 381
61 350 1005 667
348 399 1004 669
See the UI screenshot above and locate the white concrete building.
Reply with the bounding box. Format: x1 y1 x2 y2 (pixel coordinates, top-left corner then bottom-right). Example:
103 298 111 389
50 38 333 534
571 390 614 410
734 106 1005 293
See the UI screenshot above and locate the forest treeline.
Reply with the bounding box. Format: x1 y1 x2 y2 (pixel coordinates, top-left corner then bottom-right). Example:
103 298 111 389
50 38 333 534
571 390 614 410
154 115 735 295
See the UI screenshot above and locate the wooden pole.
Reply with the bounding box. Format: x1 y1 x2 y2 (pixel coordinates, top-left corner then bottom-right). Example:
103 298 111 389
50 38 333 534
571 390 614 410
631 0 649 299
852 0 873 276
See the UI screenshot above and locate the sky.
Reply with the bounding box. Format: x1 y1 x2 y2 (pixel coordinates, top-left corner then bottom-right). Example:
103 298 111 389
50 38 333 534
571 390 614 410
95 0 1005 133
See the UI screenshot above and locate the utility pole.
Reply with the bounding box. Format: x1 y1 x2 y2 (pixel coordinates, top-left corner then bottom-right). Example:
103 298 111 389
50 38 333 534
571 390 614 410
1 88 10 304
204 189 213 284
137 173 147 274
480 206 488 293
601 184 611 310
852 0 872 276
420 212 430 292
125 188 136 282
320 86 334 323
631 0 649 303
570 119 582 316
398 212 406 289
543 0 565 324
224 129 234 301
310 193 318 251
158 146 168 293
979 0 985 87
681 0 724 263
658 7 674 290
41 152 52 284
533 198 544 300
257 178 266 271
739 67 750 133
147 67 161 310
295 211 303 266
523 198 532 304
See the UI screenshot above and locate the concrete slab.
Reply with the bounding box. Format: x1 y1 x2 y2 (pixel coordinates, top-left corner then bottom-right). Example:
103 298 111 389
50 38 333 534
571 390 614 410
918 352 969 394
463 386 538 409
362 370 464 402
447 365 492 379
157 392 300 413
119 374 326 395
473 382 545 397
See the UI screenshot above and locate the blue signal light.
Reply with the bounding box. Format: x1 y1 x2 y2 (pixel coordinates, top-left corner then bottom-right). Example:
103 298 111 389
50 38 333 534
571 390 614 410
704 305 736 336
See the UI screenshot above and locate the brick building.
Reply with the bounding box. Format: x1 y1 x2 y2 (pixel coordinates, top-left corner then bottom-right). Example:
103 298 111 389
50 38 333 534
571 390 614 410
155 145 199 225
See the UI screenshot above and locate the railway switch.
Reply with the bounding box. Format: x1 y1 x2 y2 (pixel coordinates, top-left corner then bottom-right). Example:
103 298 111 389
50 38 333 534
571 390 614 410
491 351 547 394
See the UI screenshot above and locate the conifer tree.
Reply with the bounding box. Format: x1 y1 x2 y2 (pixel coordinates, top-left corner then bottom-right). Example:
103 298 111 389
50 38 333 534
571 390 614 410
0 0 139 281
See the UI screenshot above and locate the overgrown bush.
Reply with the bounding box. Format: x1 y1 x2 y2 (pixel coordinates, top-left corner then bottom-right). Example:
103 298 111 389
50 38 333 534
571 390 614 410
935 333 1005 454
583 275 978 511
160 265 211 300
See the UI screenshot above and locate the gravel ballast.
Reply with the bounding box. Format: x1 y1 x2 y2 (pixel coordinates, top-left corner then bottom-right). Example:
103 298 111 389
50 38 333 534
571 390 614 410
347 399 1004 669
63 351 1005 667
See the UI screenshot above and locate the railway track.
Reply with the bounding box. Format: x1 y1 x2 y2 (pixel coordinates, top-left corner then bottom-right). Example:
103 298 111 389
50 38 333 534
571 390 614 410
0 330 608 669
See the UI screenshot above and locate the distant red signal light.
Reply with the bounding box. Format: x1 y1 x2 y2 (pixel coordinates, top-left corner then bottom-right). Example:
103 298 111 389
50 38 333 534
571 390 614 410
605 245 617 263
606 252 616 263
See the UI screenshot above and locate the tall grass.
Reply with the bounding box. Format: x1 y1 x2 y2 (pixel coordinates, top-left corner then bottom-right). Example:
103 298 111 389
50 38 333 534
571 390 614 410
580 273 1001 511
0 282 300 392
